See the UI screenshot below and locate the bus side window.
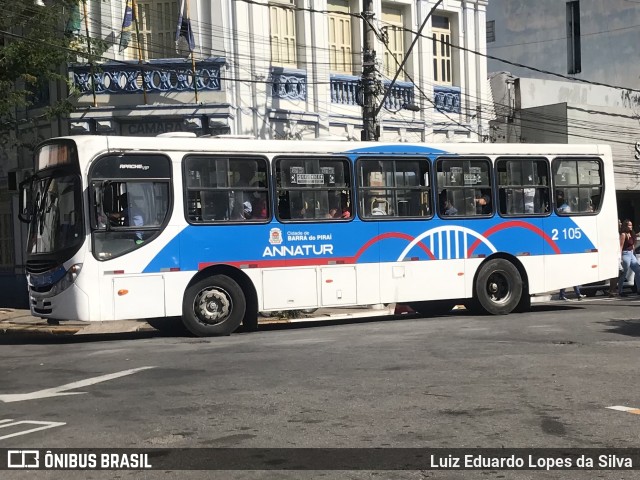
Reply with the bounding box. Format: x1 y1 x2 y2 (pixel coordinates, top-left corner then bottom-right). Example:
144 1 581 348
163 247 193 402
358 157 430 219
552 158 602 215
496 157 550 217
275 156 352 222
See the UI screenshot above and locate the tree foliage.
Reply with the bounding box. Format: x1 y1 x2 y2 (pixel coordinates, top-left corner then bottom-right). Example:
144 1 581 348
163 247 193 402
0 0 106 130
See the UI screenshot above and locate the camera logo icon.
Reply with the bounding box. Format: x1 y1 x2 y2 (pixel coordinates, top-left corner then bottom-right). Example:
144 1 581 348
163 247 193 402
7 450 40 468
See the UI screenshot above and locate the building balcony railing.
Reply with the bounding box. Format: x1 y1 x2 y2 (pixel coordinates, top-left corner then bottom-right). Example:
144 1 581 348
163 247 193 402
271 67 307 101
329 75 415 111
433 85 461 114
70 58 225 95
330 74 360 106
382 79 415 111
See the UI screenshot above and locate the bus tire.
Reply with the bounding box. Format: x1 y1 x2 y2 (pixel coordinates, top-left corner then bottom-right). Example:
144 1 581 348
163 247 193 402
514 291 531 313
182 275 246 336
474 259 522 315
241 311 258 332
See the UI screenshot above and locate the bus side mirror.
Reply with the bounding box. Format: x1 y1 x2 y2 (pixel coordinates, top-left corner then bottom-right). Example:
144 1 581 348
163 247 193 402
18 175 33 223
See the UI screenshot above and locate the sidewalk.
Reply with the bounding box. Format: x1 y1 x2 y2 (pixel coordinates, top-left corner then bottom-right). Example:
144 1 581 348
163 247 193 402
0 308 90 335
0 305 397 336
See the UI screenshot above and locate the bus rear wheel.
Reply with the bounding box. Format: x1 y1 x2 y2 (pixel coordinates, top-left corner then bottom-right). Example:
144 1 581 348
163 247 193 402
182 275 246 336
474 259 522 315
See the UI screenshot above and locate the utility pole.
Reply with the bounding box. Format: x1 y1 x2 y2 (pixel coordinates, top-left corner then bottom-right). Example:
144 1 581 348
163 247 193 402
361 0 379 141
361 0 444 142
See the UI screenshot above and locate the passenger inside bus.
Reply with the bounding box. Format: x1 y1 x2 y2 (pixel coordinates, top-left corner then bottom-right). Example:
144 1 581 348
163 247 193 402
439 190 458 216
235 161 258 187
326 191 351 219
291 200 307 219
230 200 253 220
251 194 268 219
109 193 144 240
556 190 571 213
474 189 492 215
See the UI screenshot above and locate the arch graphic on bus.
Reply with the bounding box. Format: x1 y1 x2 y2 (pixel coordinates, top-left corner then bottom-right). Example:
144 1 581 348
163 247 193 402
398 225 497 261
351 232 436 262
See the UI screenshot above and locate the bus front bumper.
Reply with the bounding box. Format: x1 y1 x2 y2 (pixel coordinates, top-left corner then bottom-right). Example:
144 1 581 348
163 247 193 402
30 284 90 321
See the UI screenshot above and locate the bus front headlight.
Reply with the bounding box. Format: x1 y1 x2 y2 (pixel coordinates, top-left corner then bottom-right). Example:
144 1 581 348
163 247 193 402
50 263 83 296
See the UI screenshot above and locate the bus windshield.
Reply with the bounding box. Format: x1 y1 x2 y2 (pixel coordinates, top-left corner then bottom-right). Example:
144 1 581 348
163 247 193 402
27 174 83 254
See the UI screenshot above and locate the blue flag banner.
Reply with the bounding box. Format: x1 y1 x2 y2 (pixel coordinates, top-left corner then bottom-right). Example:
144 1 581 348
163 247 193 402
119 0 133 52
175 0 195 52
65 1 82 36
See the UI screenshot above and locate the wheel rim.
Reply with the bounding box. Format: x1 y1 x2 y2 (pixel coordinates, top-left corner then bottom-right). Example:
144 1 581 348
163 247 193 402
193 286 233 325
485 270 512 304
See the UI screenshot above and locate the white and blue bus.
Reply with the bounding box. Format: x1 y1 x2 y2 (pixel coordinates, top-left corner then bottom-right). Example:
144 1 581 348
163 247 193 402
20 136 618 336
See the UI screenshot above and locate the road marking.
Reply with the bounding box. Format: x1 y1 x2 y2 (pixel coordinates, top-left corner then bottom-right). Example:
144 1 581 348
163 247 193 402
0 420 65 441
0 366 156 403
606 405 640 414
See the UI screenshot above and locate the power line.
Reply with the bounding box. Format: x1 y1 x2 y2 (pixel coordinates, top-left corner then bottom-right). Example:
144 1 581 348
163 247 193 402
4 0 640 153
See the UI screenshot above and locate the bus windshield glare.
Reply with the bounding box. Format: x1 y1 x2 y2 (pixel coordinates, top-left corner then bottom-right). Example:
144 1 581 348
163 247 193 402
26 174 83 254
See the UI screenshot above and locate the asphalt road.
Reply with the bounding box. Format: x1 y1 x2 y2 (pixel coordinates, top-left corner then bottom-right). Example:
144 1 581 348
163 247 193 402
2 297 640 479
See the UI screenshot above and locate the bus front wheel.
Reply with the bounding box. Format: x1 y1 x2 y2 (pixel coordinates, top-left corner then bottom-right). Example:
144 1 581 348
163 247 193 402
474 259 522 315
182 275 246 336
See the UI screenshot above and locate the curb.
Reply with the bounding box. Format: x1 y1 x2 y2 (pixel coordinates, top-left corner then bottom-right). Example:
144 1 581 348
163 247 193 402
0 324 84 335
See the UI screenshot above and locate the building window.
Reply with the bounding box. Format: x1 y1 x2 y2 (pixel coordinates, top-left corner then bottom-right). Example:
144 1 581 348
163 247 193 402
432 15 452 85
129 1 179 60
328 0 353 74
486 20 495 43
381 5 405 80
270 0 297 67
566 1 581 74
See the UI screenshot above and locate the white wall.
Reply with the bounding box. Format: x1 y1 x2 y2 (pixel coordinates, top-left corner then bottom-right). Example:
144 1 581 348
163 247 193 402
486 0 640 90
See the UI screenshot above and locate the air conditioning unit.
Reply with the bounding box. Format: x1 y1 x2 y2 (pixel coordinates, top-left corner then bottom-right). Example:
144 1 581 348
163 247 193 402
7 169 33 193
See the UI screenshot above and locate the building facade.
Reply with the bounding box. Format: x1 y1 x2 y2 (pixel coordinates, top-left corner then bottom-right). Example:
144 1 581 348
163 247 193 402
486 0 640 222
3 0 492 307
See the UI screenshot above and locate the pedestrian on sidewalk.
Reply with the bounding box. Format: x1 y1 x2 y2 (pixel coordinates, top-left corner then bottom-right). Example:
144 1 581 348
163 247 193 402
618 219 640 296
559 286 585 301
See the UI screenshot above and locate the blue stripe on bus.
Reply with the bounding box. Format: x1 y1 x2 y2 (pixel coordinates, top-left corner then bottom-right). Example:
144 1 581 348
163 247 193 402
142 216 596 274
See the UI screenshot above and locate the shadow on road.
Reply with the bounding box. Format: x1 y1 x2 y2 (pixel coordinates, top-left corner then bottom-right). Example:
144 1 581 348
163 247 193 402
600 318 640 337
0 330 162 345
5 300 637 344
